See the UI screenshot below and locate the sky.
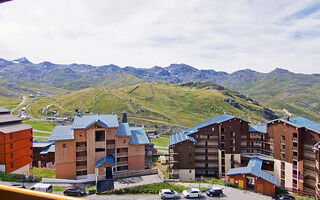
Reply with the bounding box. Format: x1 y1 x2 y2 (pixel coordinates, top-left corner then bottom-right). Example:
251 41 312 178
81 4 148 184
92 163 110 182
0 0 320 74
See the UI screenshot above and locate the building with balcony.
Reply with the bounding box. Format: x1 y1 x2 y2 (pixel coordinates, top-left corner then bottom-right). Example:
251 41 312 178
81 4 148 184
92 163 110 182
49 113 150 180
169 115 250 180
0 107 33 174
267 117 320 196
32 141 55 168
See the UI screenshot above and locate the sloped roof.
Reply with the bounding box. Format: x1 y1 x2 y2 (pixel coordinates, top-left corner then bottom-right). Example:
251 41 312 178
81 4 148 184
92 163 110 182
129 127 150 145
169 131 197 147
117 123 131 137
0 107 10 113
227 158 277 186
268 117 320 134
0 114 20 124
72 114 119 130
33 141 53 148
183 128 199 136
0 123 31 134
96 154 114 168
40 145 55 154
194 115 247 129
249 125 267 133
49 125 74 141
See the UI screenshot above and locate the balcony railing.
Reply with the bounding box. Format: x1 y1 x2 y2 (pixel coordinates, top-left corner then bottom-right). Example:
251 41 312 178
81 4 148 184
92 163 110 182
76 165 87 170
76 156 87 161
76 146 86 152
195 159 218 163
195 145 219 148
106 144 115 149
195 152 218 155
117 161 128 166
304 156 315 161
117 152 128 157
304 165 315 171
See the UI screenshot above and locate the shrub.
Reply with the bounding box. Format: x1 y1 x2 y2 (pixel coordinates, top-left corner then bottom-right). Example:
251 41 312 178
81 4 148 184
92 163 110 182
275 186 288 195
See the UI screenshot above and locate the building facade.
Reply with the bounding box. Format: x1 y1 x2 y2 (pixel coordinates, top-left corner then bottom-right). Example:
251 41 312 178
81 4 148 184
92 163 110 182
267 117 320 196
32 141 55 168
49 113 149 180
169 114 320 197
0 107 33 174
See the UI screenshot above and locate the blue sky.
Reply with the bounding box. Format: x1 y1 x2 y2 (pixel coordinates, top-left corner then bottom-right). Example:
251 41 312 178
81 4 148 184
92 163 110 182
0 0 319 74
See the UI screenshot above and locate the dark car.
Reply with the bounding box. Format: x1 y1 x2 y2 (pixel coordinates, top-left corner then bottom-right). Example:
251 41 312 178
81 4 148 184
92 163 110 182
272 194 295 200
206 187 223 197
63 187 86 197
11 184 26 189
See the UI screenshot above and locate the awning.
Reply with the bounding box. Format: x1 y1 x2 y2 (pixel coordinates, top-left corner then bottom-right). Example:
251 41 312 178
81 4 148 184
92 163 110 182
96 154 115 168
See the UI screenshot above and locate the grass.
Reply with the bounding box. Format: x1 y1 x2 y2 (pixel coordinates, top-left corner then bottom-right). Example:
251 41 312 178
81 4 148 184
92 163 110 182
25 83 278 129
150 136 170 148
29 167 56 179
23 121 55 132
0 172 25 182
33 132 50 137
53 187 66 192
101 182 197 195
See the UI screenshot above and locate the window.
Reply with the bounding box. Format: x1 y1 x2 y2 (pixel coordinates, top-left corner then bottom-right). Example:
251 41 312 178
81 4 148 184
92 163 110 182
281 179 285 186
221 135 225 141
95 148 105 152
293 161 297 166
293 142 297 147
293 179 297 184
221 128 224 132
281 171 285 176
281 136 285 140
30 138 32 142
189 154 192 157
221 159 225 165
10 143 13 149
10 153 13 159
281 153 285 159
231 155 234 161
293 133 297 138
281 162 285 168
293 170 297 174
95 131 105 141
63 144 66 148
10 134 13 139
221 151 225 157
30 155 32 159
207 135 210 139
30 130 32 134
122 139 126 143
79 132 82 137
11 163 13 168
293 151 297 157
222 166 225 173
189 170 192 173
282 144 285 149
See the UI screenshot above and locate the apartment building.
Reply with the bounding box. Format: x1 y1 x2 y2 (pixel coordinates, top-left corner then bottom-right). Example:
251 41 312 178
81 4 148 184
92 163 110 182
49 113 149 180
169 115 249 180
169 114 320 197
267 117 320 196
0 107 33 174
32 141 55 168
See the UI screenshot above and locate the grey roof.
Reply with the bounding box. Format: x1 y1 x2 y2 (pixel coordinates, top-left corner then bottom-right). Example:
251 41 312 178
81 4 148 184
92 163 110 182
49 125 74 141
40 145 55 154
0 123 31 134
194 115 247 129
117 123 131 137
33 141 53 148
0 114 20 124
227 158 278 186
0 107 10 113
169 131 197 147
241 154 274 162
268 117 320 134
72 114 119 130
249 125 267 133
129 128 150 145
96 154 114 168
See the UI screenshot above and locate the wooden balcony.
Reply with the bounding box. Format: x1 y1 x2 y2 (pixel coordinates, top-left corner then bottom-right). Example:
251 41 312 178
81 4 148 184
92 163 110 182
106 144 115 149
76 156 87 161
195 152 218 156
76 165 87 170
76 146 86 152
304 165 315 172
117 152 128 157
117 161 128 166
195 159 218 163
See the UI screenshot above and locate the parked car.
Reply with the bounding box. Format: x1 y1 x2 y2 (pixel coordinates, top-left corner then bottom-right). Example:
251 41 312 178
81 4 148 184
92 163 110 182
182 188 202 198
63 186 86 197
206 186 223 197
29 183 53 193
11 184 26 189
272 194 295 200
159 189 179 199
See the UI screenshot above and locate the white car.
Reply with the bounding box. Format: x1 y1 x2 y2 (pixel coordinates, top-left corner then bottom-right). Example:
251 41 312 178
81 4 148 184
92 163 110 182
159 189 179 199
182 188 202 198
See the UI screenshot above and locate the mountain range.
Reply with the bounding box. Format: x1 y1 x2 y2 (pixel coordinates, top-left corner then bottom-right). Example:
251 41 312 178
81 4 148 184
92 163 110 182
0 57 319 122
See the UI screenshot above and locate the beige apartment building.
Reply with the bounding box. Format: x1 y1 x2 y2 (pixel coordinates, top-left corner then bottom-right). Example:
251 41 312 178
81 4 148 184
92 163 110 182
49 113 150 180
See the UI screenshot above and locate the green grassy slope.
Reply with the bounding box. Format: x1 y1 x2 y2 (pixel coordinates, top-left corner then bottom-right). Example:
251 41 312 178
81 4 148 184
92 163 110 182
25 83 281 127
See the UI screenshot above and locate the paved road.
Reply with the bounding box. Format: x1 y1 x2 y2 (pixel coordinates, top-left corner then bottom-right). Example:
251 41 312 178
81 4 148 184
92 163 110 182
11 96 26 112
34 130 52 134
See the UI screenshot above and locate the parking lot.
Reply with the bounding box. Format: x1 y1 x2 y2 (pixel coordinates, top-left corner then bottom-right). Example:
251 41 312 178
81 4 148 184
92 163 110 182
85 184 271 200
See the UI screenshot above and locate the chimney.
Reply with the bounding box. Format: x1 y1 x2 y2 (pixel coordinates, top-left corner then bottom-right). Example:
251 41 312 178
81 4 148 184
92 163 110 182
122 112 127 123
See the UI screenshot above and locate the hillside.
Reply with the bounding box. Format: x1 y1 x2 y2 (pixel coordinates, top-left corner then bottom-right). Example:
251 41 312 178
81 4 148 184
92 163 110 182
0 57 318 123
24 83 281 130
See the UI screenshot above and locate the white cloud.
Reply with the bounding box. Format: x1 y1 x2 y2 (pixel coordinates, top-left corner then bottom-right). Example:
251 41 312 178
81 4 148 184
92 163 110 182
0 0 320 74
